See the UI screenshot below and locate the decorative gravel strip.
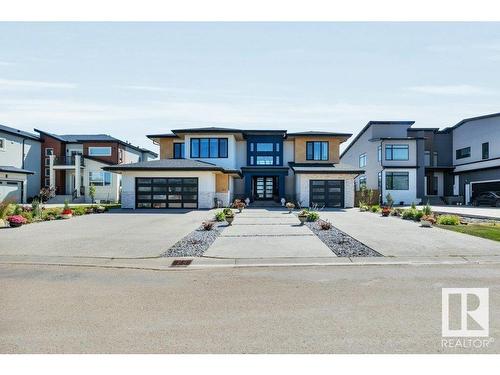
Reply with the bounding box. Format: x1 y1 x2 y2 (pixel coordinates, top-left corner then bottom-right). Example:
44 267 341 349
162 222 226 257
305 221 382 257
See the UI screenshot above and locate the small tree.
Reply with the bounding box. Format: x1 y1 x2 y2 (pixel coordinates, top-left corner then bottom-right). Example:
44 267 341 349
385 193 394 208
89 185 96 204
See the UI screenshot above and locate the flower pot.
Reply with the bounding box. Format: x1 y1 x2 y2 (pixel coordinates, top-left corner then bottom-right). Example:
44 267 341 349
225 216 234 225
61 213 72 219
238 208 243 213
288 208 293 214
9 221 23 228
298 215 307 225
421 220 432 228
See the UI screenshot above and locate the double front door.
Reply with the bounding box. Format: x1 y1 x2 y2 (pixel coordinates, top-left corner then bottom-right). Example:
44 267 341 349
254 176 276 200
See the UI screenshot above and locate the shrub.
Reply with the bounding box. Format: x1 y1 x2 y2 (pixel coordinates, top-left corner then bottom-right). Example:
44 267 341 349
215 211 225 221
370 205 380 213
318 219 332 230
222 207 233 216
359 204 369 212
391 208 403 217
437 215 460 226
0 200 14 219
13 204 22 215
402 208 424 221
7 215 27 225
422 202 432 216
298 209 309 217
202 221 215 231
39 187 54 203
381 206 391 216
89 185 96 204
70 206 87 216
411 202 416 210
20 211 33 223
307 211 320 222
414 210 424 221
385 193 394 208
42 208 61 221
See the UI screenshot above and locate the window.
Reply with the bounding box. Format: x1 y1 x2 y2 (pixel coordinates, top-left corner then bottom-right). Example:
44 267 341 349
275 156 280 165
0 138 5 151
250 156 254 165
88 147 112 156
385 144 409 160
256 156 274 165
378 172 382 190
482 142 489 160
276 143 280 152
45 168 50 177
306 141 329 161
433 152 438 166
89 171 112 186
456 147 471 160
45 148 53 156
250 143 254 152
358 176 367 190
173 143 185 159
256 143 274 152
190 138 228 158
424 151 431 166
385 172 409 190
377 146 381 162
359 153 367 168
44 178 50 187
44 157 50 166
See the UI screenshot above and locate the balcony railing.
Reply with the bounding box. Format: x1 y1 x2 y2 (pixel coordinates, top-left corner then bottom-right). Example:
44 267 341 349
53 156 85 167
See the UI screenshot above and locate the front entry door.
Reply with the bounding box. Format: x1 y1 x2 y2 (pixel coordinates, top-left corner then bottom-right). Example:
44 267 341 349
255 176 274 200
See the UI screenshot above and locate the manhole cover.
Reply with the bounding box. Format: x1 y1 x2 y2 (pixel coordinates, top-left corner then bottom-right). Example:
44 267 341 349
170 259 193 267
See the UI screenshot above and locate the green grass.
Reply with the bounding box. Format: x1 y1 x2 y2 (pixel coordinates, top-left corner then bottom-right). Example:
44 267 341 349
436 223 500 242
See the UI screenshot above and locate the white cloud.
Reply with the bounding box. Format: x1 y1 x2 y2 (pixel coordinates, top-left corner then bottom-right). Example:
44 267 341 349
0 78 76 90
406 84 494 96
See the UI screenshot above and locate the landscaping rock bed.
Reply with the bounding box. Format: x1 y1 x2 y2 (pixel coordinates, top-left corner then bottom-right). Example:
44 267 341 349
162 222 226 257
305 221 382 257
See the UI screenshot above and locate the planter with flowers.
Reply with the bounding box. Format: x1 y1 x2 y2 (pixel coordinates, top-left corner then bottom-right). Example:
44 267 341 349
224 210 235 225
298 210 309 225
7 215 27 228
286 202 295 213
234 201 246 213
61 200 73 219
421 215 436 228
381 206 391 217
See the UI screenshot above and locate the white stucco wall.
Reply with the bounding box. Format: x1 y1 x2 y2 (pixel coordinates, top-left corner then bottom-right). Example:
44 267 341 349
382 168 418 205
295 173 356 208
120 170 216 209
84 159 120 203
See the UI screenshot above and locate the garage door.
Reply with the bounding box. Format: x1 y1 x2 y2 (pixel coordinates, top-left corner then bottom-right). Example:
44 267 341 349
471 180 500 198
309 180 344 208
0 180 22 203
135 177 198 209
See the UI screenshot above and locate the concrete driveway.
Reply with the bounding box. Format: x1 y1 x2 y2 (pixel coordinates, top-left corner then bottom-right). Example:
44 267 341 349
320 209 500 257
0 209 213 258
204 208 336 258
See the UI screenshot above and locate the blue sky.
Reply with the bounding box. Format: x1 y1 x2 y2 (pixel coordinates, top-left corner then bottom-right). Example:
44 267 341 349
1 22 500 152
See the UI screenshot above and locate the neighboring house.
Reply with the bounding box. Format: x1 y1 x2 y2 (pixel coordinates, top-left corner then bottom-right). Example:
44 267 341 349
104 127 362 209
340 121 420 205
340 112 500 206
35 129 157 204
0 124 41 203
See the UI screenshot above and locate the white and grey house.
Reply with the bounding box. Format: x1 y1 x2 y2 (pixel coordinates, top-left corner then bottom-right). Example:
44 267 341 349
0 124 41 203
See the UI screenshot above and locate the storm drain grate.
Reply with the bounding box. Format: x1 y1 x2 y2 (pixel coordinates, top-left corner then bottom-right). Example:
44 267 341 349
170 259 193 267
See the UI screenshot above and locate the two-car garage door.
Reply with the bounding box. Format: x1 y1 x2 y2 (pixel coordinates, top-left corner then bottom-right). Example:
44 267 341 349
309 180 344 208
135 177 198 209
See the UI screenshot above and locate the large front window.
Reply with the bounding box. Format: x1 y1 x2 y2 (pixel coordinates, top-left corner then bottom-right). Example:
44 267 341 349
88 147 112 156
256 156 274 165
89 171 112 186
248 139 282 166
306 141 328 161
385 172 409 190
385 144 409 161
190 138 228 158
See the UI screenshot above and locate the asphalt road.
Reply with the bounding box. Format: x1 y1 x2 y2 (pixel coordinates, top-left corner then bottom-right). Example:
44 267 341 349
1 263 499 353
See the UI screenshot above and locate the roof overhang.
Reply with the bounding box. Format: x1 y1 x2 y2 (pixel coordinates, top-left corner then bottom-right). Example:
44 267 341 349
0 166 35 175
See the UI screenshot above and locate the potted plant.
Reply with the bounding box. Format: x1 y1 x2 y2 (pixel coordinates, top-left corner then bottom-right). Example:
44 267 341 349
7 215 27 228
381 206 391 217
224 210 235 225
298 210 308 225
96 205 106 213
286 202 295 213
421 215 436 228
235 201 246 213
61 200 73 219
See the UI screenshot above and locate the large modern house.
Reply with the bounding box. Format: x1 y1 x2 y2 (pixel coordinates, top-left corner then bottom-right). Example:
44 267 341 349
104 128 363 209
0 124 41 203
340 112 500 206
35 130 157 204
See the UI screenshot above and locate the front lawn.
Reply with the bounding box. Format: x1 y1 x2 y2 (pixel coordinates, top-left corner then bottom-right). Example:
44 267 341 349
436 223 500 242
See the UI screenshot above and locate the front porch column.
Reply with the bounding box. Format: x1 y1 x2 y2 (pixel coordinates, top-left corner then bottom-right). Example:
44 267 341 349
74 155 81 197
49 155 55 191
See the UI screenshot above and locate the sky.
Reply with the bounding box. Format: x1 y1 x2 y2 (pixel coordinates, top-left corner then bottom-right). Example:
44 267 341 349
1 22 500 153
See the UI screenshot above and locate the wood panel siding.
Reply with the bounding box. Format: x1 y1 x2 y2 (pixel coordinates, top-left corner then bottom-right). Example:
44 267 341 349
159 138 174 159
293 136 342 163
216 173 229 192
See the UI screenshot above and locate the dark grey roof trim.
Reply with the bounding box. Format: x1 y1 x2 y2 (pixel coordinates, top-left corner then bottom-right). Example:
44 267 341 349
172 127 243 135
291 169 363 174
146 133 179 139
340 120 415 159
0 124 40 141
240 166 290 171
382 166 419 169
450 112 500 131
369 137 425 141
287 131 352 137
0 166 35 174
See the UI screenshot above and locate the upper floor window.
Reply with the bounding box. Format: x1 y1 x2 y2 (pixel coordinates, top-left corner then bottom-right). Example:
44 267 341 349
256 143 274 152
173 143 185 159
424 151 430 166
386 172 409 190
358 153 367 168
306 141 328 161
190 138 228 158
385 144 409 161
45 148 53 156
482 142 489 160
456 146 470 160
89 146 112 156
0 138 5 151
